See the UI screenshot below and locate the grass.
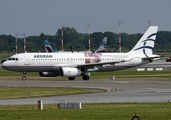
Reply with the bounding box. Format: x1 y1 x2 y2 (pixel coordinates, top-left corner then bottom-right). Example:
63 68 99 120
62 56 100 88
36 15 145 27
0 52 14 60
1 69 171 77
0 103 171 120
0 87 106 99
0 69 171 80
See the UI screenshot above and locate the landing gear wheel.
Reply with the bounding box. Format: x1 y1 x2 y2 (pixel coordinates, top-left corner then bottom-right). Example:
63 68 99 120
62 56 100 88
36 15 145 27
68 77 75 80
22 72 27 81
82 75 89 80
22 76 26 81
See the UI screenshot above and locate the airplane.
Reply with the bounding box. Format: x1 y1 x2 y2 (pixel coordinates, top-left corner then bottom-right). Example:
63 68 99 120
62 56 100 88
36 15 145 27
44 36 108 53
1 26 160 81
95 36 107 53
44 40 57 53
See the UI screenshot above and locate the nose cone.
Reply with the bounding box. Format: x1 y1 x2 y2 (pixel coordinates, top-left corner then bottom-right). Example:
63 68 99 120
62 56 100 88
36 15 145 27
1 60 7 69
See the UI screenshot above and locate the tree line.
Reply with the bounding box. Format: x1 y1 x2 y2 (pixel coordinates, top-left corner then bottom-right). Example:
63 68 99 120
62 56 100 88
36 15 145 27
0 27 171 53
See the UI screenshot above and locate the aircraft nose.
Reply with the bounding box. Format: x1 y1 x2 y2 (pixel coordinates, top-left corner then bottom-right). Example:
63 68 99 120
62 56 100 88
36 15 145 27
1 59 7 69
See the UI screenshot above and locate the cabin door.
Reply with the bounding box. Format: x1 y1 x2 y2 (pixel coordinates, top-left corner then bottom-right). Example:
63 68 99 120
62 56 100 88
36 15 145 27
129 55 134 65
24 55 30 65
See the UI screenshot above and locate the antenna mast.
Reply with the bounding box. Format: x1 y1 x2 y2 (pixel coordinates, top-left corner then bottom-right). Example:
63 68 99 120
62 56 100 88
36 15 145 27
15 34 18 54
24 33 26 53
147 20 151 26
86 24 90 52
119 21 122 53
61 26 64 52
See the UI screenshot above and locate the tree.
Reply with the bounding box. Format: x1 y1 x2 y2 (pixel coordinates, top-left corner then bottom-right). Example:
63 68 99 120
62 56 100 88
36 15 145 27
1 27 171 53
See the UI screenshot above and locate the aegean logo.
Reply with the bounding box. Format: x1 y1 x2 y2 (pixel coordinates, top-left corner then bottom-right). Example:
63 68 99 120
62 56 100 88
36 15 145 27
66 71 71 75
34 55 52 58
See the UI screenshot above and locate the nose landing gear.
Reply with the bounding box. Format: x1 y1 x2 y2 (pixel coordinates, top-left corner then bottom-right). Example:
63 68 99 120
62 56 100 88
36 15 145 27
22 72 27 81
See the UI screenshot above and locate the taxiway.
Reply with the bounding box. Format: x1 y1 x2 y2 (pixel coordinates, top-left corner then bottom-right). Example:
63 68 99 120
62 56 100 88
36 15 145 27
0 79 171 105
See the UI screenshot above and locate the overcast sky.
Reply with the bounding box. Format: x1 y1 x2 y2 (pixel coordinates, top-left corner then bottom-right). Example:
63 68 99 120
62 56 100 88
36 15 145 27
0 0 171 37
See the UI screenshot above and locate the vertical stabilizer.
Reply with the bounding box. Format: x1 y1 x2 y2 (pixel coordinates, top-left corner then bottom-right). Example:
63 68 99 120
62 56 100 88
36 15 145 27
129 26 158 56
44 40 54 53
95 37 107 53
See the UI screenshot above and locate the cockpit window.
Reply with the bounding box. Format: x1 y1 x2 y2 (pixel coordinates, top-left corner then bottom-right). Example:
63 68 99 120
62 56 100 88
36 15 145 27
8 58 18 61
8 58 12 60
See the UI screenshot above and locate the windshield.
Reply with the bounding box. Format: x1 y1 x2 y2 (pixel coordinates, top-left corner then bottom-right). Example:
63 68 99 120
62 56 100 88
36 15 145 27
8 58 18 61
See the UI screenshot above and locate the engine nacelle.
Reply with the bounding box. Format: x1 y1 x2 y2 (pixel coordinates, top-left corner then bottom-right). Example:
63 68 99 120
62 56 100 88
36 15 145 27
39 72 60 77
60 67 82 77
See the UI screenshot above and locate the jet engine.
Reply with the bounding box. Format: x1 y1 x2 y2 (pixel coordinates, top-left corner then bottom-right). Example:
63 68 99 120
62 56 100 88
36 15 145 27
39 72 60 77
60 67 82 77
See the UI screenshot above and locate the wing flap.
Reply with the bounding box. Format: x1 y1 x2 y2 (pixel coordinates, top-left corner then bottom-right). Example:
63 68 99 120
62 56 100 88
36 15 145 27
76 60 125 68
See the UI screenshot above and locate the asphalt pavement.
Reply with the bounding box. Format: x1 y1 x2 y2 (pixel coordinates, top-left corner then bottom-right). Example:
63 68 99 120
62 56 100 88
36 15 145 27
0 59 171 105
0 79 171 105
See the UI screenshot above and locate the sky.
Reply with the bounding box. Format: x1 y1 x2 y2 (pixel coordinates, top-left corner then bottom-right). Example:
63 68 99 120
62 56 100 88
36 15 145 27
0 0 171 37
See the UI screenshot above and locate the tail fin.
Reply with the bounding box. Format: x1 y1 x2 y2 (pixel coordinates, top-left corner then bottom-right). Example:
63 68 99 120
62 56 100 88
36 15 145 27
95 37 107 53
44 40 54 53
129 26 158 56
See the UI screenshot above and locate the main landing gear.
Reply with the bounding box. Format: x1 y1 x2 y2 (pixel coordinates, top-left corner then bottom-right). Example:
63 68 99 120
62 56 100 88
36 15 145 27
68 75 90 81
82 75 89 80
68 77 75 80
22 72 27 81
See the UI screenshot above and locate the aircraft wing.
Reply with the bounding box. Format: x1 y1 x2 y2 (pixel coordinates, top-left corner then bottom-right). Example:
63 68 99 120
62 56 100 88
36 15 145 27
61 60 125 69
66 60 125 70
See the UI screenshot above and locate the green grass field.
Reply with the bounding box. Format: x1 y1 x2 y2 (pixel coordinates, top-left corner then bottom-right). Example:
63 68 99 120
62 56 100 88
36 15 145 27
0 103 171 120
0 87 106 99
0 69 171 80
0 87 170 120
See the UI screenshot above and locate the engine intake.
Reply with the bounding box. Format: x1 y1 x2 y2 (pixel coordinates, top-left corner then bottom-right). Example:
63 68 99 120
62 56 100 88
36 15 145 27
60 67 82 77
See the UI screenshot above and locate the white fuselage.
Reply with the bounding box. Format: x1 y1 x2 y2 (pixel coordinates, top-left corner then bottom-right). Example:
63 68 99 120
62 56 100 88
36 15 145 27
2 52 148 72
